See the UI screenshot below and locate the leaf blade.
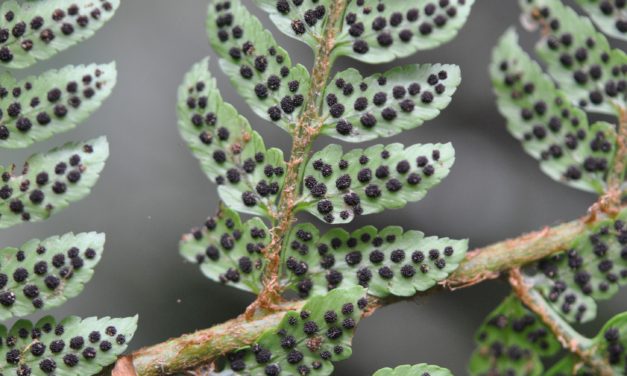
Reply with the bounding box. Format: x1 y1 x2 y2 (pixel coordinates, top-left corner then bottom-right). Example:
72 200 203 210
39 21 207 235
178 58 286 217
298 143 454 224
179 206 270 294
281 223 468 298
0 136 109 229
332 0 475 64
0 0 120 69
0 232 104 320
491 29 617 194
207 0 311 131
320 64 461 142
0 63 117 149
373 364 453 376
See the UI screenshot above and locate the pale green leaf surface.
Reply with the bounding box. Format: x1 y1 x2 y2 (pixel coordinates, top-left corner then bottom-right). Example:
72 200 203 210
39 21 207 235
320 64 460 142
491 29 617 194
179 206 270 294
0 137 108 229
223 286 367 375
281 223 467 298
298 143 454 224
523 208 627 324
0 0 119 69
207 0 310 131
178 58 286 217
0 63 116 149
0 315 137 375
0 232 104 320
575 0 627 41
468 295 561 376
332 0 475 64
519 0 627 115
373 364 453 376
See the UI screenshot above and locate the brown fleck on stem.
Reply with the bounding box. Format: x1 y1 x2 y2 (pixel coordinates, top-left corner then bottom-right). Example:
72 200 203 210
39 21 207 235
114 208 624 375
509 269 613 376
247 0 348 317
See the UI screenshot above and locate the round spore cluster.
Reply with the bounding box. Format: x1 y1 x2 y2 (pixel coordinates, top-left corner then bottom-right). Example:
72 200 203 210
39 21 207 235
0 316 132 374
0 0 118 65
182 207 269 288
496 47 615 185
0 65 113 145
226 288 367 374
0 139 104 226
340 0 470 58
0 234 102 315
303 143 451 223
271 0 328 38
322 65 457 140
210 1 307 124
527 2 627 111
181 60 286 211
284 224 464 298
531 217 627 323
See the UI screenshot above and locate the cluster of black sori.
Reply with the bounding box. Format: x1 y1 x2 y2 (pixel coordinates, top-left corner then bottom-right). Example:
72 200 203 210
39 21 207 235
281 224 464 298
0 139 103 225
0 65 112 143
532 218 627 322
226 288 369 374
527 1 626 112
595 0 627 34
0 0 115 64
0 317 129 375
603 327 627 369
496 55 614 182
341 0 466 55
0 239 99 311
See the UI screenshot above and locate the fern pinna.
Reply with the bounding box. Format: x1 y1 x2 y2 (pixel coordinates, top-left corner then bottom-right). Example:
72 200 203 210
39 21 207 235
176 0 473 375
0 1 137 375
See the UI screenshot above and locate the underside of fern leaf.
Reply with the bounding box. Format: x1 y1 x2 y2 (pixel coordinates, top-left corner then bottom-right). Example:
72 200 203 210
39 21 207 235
0 0 120 69
281 223 468 298
0 232 104 320
0 137 109 228
0 63 117 149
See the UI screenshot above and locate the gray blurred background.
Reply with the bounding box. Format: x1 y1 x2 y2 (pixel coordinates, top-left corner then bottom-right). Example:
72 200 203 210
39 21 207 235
2 0 626 374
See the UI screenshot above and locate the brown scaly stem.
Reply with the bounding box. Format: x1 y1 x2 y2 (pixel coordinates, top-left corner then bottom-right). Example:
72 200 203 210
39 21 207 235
112 208 624 375
509 269 613 375
246 0 348 318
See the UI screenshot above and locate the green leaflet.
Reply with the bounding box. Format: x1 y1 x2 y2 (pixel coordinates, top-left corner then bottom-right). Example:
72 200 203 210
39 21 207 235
223 286 367 375
253 0 331 49
179 206 270 294
207 0 310 131
519 0 627 115
297 143 454 224
0 63 116 149
0 0 120 69
320 64 461 142
0 232 104 320
0 137 108 229
178 58 286 218
522 208 627 324
282 223 467 298
546 312 627 375
0 315 137 375
491 29 617 194
332 0 475 64
373 364 453 376
575 0 627 42
468 295 561 376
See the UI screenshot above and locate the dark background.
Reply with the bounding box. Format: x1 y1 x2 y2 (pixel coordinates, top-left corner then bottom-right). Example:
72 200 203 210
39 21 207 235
2 0 626 374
